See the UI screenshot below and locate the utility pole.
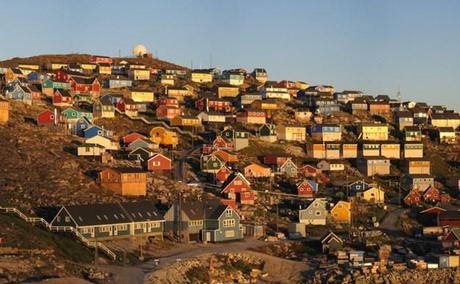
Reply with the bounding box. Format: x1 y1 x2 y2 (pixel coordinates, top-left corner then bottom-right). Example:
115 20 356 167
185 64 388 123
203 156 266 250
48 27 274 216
276 202 279 233
178 192 182 243
94 237 98 268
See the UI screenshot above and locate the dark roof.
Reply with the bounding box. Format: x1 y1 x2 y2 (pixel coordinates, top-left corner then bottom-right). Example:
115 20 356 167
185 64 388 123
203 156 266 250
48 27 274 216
64 203 130 226
111 167 145 174
438 127 455 132
404 126 421 132
120 201 163 222
62 201 163 226
72 76 97 84
431 113 460 119
174 199 222 220
56 89 71 97
396 111 413 118
439 211 460 220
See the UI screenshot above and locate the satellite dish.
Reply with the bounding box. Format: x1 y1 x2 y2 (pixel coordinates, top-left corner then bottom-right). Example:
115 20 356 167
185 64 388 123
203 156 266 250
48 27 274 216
132 44 148 57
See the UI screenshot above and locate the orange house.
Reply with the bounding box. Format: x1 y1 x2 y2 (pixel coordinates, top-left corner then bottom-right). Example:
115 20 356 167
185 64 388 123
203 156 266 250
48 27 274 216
0 99 9 124
244 163 272 178
212 149 238 163
368 102 390 115
330 201 351 223
99 167 147 196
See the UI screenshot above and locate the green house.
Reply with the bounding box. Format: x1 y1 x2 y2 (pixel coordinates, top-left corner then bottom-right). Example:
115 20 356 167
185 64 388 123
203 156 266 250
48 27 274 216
48 201 164 241
259 123 277 142
200 154 224 173
61 107 94 122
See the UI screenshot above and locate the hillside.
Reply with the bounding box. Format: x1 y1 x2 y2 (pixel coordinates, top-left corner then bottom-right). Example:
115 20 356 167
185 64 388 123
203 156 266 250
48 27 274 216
0 53 187 70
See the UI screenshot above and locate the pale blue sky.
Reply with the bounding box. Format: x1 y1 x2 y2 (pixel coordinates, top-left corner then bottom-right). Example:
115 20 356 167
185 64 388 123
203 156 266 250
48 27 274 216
1 1 459 110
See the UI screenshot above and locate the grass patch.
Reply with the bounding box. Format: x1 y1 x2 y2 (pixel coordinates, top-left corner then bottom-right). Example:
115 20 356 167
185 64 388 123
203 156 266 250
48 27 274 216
0 214 93 263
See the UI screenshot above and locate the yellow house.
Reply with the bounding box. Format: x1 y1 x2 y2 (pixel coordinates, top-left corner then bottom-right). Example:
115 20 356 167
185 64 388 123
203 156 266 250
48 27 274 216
359 123 389 141
358 187 385 204
217 85 240 98
149 127 179 147
161 74 175 86
49 63 68 70
5 67 25 82
276 125 306 142
251 99 278 111
98 63 112 75
191 71 213 83
295 81 309 90
167 87 192 102
18 64 39 71
330 201 351 223
171 115 202 127
81 63 97 72
129 64 146 69
131 89 155 102
129 69 150 80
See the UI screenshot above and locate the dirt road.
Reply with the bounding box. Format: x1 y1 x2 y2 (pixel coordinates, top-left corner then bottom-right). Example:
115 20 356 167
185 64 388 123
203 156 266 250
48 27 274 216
99 239 272 284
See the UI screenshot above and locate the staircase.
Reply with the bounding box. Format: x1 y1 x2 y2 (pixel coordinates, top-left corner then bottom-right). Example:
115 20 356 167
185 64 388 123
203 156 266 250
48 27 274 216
0 206 117 260
114 108 205 141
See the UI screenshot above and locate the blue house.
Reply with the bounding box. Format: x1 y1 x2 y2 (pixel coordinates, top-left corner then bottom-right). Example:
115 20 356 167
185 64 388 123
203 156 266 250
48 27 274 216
346 180 374 196
27 71 46 82
104 77 133 89
100 94 124 105
8 85 32 105
164 200 243 243
74 117 93 136
83 125 111 139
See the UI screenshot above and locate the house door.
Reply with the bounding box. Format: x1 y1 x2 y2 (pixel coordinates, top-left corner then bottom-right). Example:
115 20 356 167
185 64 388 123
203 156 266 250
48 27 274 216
114 227 118 236
91 228 95 238
206 232 211 242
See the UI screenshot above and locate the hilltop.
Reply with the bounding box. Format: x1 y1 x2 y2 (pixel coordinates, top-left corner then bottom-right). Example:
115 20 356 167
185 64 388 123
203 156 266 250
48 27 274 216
0 53 186 70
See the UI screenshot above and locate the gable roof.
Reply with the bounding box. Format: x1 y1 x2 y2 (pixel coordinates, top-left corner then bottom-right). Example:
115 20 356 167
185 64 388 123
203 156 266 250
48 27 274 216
60 201 163 227
221 172 250 192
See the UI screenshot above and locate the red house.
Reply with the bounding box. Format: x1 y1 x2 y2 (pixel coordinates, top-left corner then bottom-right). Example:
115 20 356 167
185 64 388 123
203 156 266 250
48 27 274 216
297 180 317 198
37 110 56 126
277 80 296 88
403 189 422 207
90 55 113 64
69 77 100 96
52 89 73 107
216 166 232 183
122 132 147 146
156 105 181 120
29 85 42 103
117 98 138 114
195 97 232 112
264 155 289 167
157 96 179 108
441 193 451 204
423 186 440 203
439 211 460 227
221 173 255 205
147 153 172 172
299 164 321 177
54 69 70 82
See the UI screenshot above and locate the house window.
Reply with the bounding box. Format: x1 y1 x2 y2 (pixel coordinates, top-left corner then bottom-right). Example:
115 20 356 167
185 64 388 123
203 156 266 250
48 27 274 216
99 226 111 233
116 224 128 231
226 209 233 217
234 180 242 186
57 216 61 222
223 219 235 227
315 211 321 216
65 216 70 223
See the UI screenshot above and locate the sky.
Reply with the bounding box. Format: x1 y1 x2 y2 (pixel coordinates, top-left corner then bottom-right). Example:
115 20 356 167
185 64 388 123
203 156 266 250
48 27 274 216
1 1 459 110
